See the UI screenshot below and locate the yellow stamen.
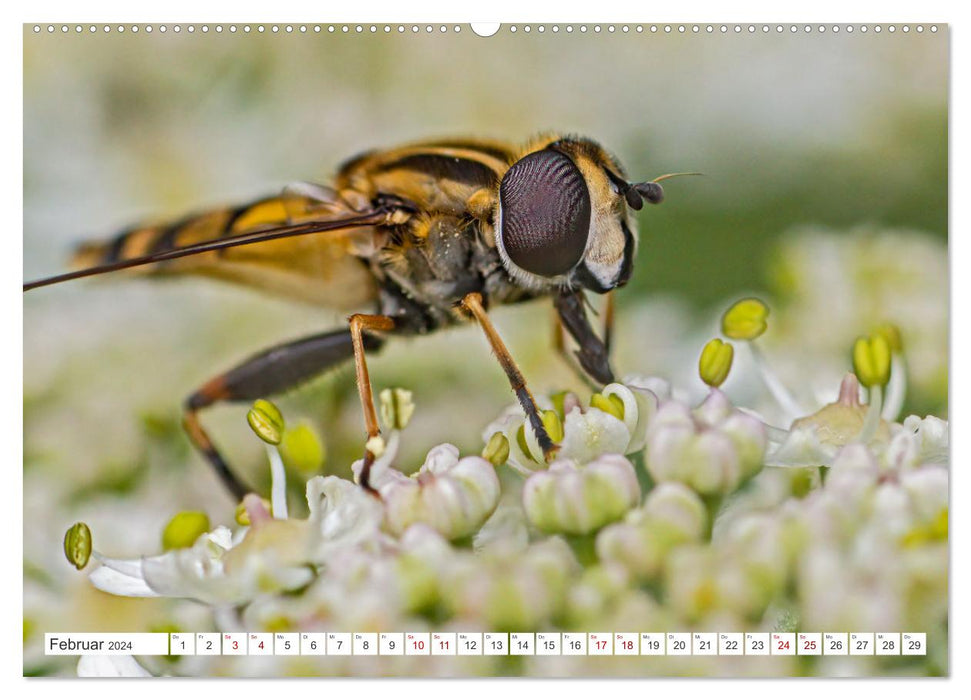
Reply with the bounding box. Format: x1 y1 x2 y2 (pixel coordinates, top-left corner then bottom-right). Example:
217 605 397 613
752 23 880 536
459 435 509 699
162 511 210 550
482 432 510 467
698 338 734 388
722 298 770 340
541 409 565 443
853 334 892 388
63 522 92 570
873 322 903 354
279 422 325 476
590 393 625 420
379 388 415 430
247 399 285 445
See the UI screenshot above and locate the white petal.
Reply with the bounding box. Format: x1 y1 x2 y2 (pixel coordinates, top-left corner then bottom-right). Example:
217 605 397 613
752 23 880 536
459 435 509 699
902 415 949 466
602 383 640 446
89 563 158 597
208 526 234 551
559 406 631 464
764 424 837 467
306 475 385 553
93 556 145 579
618 381 662 452
421 443 461 475
623 374 672 402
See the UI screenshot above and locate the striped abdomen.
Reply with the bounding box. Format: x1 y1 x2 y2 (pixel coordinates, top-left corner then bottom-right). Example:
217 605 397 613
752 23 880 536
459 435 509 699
71 194 379 309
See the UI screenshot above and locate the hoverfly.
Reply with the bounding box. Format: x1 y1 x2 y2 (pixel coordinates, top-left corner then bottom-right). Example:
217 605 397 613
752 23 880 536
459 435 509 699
24 135 679 500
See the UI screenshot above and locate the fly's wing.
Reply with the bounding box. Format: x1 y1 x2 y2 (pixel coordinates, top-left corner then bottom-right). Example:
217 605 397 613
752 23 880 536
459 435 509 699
69 188 397 308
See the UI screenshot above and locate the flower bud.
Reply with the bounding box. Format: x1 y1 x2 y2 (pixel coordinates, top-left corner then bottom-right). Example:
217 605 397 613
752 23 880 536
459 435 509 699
247 399 285 445
645 391 766 496
162 511 210 551
523 455 641 535
64 522 92 570
642 483 709 541
852 334 892 388
379 388 415 430
380 444 501 540
722 297 769 340
698 338 734 388
596 484 707 580
443 539 576 631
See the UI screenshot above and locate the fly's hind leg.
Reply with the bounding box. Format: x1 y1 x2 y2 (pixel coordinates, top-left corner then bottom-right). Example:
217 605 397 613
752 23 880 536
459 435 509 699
183 329 383 501
462 292 558 461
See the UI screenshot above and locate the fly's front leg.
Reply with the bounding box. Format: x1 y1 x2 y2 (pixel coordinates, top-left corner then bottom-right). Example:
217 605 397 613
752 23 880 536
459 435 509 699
552 307 599 391
553 289 615 386
183 329 383 501
462 292 558 461
349 313 396 491
603 291 615 355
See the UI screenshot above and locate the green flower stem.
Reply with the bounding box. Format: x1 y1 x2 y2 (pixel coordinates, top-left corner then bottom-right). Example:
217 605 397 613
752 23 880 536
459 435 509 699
700 494 724 541
566 534 599 567
630 451 655 496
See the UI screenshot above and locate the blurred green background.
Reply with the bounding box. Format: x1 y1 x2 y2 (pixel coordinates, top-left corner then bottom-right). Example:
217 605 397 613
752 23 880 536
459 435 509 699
23 26 947 659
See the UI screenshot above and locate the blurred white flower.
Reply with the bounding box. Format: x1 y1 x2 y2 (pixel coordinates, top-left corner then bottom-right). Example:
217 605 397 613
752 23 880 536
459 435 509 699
91 513 314 605
766 374 890 467
442 537 578 631
764 368 949 485
77 654 152 677
769 227 948 411
484 379 668 473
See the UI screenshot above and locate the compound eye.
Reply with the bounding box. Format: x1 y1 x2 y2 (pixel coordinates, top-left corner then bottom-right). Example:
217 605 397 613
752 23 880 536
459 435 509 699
498 150 592 277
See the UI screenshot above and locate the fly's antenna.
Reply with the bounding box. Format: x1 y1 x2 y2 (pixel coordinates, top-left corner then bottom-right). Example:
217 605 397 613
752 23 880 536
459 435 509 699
623 171 704 210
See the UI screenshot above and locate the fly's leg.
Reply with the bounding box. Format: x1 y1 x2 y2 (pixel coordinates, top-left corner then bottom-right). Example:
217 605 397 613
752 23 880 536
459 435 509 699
349 313 396 492
461 292 558 461
183 329 383 501
602 290 615 355
553 289 615 386
552 307 599 391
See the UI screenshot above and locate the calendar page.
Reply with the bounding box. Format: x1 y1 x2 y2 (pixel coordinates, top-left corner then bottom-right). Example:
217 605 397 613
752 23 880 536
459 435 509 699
22 19 949 679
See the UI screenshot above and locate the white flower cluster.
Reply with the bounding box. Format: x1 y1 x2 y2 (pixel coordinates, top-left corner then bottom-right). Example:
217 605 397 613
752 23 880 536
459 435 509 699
79 357 947 677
